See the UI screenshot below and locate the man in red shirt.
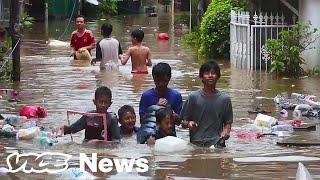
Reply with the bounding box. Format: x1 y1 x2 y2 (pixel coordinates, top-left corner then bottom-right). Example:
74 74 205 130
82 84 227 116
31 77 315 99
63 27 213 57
70 15 96 60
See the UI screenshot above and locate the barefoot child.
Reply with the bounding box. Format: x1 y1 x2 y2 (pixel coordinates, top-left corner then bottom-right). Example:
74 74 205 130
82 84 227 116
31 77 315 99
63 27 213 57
121 29 152 74
118 105 139 136
53 86 120 142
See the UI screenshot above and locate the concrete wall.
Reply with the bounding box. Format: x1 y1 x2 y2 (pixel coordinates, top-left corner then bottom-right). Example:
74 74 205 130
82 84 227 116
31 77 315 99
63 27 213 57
299 0 320 69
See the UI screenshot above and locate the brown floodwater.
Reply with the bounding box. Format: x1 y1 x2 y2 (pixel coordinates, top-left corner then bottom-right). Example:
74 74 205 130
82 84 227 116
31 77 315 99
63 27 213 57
0 13 320 179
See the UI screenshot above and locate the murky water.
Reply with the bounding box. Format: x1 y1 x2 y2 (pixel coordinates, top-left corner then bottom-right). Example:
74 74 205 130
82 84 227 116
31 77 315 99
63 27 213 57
1 13 320 179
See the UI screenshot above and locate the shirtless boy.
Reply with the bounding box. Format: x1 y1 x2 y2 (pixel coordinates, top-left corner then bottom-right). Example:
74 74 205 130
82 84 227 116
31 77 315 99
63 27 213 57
121 29 152 74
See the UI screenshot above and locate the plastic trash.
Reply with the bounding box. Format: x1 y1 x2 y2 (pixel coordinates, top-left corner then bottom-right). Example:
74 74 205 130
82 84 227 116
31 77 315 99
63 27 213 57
239 124 271 133
60 168 96 180
1 114 27 127
154 136 189 153
291 93 306 103
22 120 38 128
280 109 288 118
0 167 9 175
296 162 313 180
33 131 58 147
2 124 14 132
271 124 293 132
254 113 277 128
0 129 17 138
305 95 320 109
17 127 40 140
19 105 47 119
236 131 264 139
277 119 302 127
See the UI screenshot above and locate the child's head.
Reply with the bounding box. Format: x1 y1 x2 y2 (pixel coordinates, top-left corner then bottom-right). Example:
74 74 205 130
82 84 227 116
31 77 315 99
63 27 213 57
93 86 112 113
101 23 112 37
118 105 136 129
131 29 144 43
199 60 221 85
156 107 173 135
152 63 171 92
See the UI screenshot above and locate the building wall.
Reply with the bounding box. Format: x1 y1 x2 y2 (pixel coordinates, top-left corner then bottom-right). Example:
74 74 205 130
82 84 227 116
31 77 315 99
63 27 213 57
300 0 320 69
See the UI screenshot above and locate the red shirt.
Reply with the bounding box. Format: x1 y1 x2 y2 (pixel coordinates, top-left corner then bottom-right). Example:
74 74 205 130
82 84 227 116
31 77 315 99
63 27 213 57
70 29 95 53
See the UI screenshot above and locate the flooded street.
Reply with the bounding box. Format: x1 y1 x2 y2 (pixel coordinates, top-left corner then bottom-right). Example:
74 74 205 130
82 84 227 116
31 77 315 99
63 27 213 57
1 13 320 179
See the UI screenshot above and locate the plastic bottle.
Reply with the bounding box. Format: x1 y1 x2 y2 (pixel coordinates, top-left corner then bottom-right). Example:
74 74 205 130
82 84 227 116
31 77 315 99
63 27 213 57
17 127 40 140
254 113 277 128
33 131 58 147
271 124 293 132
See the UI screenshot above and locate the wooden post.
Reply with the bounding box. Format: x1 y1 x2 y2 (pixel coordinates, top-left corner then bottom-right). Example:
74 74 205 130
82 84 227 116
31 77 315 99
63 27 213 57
45 3 48 39
189 0 192 32
10 0 23 82
172 0 174 30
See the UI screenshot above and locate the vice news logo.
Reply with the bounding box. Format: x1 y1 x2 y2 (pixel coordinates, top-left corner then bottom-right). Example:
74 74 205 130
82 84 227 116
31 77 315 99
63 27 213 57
6 152 149 174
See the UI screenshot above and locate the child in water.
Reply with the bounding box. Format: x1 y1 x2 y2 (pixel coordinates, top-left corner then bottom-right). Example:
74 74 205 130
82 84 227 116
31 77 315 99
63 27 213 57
121 29 152 74
53 86 120 142
118 105 139 136
147 107 176 145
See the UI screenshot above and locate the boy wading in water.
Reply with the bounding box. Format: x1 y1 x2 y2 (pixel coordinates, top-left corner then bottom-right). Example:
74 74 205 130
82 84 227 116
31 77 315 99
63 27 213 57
180 61 233 147
95 23 123 71
121 29 152 74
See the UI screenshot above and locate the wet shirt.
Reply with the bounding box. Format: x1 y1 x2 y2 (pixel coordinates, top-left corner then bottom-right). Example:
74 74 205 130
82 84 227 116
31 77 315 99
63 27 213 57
119 126 139 135
64 110 120 141
180 90 233 147
154 127 176 140
70 29 95 52
96 38 122 69
139 88 183 120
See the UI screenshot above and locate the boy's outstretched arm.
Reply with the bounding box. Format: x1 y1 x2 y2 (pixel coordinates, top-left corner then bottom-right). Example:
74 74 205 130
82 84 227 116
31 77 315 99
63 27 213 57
53 116 86 136
146 48 152 66
121 48 131 65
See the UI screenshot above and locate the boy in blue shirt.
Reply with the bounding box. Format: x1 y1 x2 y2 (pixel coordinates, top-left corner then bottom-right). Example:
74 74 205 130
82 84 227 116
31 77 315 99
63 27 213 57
139 63 183 131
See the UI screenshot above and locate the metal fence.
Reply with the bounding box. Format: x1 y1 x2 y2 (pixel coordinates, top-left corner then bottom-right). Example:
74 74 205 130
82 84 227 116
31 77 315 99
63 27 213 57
230 10 295 71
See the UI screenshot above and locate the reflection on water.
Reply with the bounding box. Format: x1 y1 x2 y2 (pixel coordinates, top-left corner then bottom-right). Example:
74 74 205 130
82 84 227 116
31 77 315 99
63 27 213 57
0 14 320 179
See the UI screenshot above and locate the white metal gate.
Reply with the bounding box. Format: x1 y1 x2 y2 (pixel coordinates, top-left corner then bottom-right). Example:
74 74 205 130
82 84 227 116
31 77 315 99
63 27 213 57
230 10 295 71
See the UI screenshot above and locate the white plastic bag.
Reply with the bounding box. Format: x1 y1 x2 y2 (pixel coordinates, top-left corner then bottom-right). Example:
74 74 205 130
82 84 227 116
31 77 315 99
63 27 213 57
254 113 277 128
296 162 313 180
17 127 40 140
154 136 189 153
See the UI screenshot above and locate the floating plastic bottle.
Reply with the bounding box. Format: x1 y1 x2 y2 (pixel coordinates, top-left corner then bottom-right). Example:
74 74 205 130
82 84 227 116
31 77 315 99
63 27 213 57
271 124 293 132
254 113 277 128
33 131 58 147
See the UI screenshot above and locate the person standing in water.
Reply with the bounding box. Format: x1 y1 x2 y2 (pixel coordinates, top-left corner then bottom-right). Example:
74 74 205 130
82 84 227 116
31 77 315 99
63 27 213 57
95 23 122 71
121 29 152 74
70 15 96 60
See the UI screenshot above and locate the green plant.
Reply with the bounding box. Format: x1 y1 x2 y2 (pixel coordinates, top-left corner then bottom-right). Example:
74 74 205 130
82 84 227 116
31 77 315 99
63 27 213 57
0 37 12 80
310 67 320 76
98 0 118 17
266 22 319 77
182 31 200 47
198 0 248 59
20 12 35 29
